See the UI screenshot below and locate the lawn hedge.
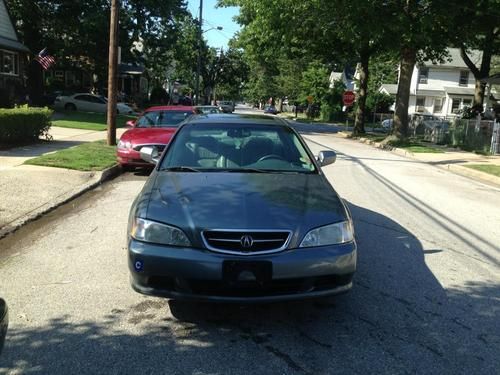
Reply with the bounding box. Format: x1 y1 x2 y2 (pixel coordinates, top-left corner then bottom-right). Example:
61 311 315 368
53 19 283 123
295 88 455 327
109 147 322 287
0 106 53 143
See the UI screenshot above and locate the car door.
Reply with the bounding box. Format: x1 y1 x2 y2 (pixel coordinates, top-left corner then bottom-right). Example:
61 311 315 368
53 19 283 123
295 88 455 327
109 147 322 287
73 95 94 112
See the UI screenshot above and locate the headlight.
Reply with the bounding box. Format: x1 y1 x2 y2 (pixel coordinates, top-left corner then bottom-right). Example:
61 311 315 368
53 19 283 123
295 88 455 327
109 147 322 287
130 218 191 246
299 221 354 247
117 140 132 149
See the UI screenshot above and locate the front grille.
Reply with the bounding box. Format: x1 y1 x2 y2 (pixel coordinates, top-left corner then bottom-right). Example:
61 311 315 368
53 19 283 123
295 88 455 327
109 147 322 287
202 230 291 255
133 144 166 152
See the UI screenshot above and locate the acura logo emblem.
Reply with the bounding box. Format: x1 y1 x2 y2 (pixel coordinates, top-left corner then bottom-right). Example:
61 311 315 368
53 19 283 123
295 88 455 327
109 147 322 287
240 235 254 248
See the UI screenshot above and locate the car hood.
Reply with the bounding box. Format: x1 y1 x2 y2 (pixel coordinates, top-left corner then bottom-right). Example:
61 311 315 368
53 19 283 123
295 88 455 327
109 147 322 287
145 172 347 247
121 127 177 145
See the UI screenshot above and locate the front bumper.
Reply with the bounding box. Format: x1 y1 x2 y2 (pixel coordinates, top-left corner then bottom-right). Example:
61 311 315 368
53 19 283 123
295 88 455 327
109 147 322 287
117 148 153 167
128 239 356 303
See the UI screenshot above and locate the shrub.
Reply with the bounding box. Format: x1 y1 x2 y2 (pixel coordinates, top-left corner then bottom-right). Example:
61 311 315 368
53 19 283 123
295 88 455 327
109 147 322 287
0 106 53 143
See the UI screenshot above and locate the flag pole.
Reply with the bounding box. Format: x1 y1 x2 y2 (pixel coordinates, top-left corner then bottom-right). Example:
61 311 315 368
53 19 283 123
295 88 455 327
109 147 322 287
107 0 119 146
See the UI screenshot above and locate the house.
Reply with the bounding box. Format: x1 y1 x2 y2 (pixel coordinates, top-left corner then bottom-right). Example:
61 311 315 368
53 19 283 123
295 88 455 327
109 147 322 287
329 67 356 91
379 48 497 117
0 0 29 107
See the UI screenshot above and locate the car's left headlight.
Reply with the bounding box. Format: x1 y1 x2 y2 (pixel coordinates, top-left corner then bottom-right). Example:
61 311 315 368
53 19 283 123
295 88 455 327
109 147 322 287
130 218 191 247
299 221 354 247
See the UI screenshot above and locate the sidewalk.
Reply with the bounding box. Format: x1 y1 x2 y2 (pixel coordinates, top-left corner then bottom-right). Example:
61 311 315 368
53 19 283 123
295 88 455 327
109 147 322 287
0 127 126 238
337 132 500 187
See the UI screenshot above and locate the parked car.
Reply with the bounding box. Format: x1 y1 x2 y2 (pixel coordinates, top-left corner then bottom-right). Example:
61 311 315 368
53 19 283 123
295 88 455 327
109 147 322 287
381 119 393 130
0 298 7 355
116 106 194 170
217 100 235 113
127 113 357 303
264 105 279 115
54 93 134 114
194 105 222 114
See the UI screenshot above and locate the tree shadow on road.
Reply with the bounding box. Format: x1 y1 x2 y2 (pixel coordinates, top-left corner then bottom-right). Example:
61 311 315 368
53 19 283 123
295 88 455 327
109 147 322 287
1 204 498 374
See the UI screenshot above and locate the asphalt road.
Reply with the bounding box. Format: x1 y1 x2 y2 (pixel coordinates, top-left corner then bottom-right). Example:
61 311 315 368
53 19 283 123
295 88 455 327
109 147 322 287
0 109 499 374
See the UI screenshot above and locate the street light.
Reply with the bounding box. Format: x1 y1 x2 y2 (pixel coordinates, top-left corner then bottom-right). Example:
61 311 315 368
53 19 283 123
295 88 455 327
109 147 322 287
195 0 222 105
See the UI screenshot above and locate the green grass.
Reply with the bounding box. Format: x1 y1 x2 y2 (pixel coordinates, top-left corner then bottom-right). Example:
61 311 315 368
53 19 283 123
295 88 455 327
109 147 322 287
463 164 500 177
24 140 117 171
52 112 136 131
387 140 444 153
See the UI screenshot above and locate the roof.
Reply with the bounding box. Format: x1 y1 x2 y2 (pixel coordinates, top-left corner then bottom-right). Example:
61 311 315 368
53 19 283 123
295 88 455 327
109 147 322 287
380 84 398 95
423 48 482 69
443 86 475 95
0 0 29 52
145 106 194 112
187 113 287 126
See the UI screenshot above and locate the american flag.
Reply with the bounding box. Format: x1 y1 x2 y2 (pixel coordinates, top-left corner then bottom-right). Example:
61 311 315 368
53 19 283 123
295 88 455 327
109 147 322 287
35 48 55 70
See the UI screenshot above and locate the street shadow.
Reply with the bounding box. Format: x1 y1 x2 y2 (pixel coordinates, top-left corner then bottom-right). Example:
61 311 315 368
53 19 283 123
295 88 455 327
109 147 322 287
1 204 497 373
0 140 84 159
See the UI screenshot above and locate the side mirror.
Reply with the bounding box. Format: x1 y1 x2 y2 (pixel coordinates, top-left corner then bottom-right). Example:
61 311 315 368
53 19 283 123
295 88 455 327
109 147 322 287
126 120 136 128
317 150 336 167
0 298 8 355
140 146 160 164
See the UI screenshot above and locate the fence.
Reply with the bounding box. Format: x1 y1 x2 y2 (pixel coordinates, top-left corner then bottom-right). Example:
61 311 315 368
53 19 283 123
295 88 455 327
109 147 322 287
405 114 499 154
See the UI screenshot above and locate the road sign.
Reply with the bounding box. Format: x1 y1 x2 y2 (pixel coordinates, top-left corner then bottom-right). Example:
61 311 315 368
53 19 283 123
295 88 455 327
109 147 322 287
343 91 355 106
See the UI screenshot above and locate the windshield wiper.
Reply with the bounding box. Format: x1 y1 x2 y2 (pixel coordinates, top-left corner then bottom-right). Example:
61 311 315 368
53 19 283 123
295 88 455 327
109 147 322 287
221 168 267 173
160 166 201 172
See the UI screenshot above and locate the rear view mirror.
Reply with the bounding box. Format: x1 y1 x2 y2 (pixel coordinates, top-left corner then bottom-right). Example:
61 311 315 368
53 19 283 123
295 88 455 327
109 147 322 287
126 120 136 128
317 150 336 167
0 298 8 355
140 146 160 164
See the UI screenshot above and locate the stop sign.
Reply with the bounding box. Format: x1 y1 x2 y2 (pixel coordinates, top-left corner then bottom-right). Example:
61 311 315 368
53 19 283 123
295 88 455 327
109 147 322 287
343 91 355 106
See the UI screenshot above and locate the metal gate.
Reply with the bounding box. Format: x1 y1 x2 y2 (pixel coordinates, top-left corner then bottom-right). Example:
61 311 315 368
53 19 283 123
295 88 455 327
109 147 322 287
491 120 500 154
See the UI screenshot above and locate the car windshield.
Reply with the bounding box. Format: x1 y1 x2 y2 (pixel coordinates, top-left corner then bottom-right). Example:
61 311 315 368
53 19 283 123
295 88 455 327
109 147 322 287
160 123 317 173
135 110 190 128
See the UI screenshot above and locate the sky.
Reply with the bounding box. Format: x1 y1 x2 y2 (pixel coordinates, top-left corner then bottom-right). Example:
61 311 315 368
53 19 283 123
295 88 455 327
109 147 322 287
186 0 241 49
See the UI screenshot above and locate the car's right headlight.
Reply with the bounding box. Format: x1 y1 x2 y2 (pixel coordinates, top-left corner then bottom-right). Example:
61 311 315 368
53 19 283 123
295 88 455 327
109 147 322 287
117 140 132 149
299 221 354 247
130 218 191 247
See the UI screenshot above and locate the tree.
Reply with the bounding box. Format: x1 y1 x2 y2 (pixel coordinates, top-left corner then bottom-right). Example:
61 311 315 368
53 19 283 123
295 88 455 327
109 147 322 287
455 0 500 109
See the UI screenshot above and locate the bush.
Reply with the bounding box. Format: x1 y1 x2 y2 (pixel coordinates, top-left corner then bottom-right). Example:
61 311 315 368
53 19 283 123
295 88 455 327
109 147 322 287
0 106 53 143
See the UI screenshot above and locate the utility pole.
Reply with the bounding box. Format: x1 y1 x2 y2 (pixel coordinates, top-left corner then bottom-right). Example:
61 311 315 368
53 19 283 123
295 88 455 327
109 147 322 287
107 0 119 146
195 0 203 105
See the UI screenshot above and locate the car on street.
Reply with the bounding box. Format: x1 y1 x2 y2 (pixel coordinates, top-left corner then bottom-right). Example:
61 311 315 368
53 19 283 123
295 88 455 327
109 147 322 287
0 298 7 355
117 106 194 170
54 93 134 114
127 113 357 303
381 118 393 130
194 105 222 114
264 105 279 115
217 100 235 113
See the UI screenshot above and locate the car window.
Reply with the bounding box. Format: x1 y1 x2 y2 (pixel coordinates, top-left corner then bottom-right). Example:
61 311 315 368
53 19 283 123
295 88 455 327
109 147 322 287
136 111 191 128
74 95 91 102
161 123 317 173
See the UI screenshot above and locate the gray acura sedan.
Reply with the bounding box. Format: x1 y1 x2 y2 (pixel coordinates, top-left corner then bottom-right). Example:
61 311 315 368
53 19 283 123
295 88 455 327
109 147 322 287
127 114 356 303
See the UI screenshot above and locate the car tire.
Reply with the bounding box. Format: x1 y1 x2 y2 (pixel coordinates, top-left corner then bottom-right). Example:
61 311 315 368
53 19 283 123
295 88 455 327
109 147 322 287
121 165 135 172
65 103 77 111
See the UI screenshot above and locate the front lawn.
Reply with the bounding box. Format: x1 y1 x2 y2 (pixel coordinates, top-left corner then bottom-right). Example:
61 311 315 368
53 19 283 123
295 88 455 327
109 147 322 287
52 112 136 131
387 139 444 153
463 164 500 177
24 140 117 171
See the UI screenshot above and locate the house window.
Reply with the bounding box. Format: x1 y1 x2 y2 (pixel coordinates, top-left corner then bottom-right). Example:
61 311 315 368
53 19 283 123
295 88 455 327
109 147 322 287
416 96 425 112
0 50 19 75
462 98 472 108
419 67 429 84
451 98 461 113
54 70 64 80
459 71 469 86
433 98 443 113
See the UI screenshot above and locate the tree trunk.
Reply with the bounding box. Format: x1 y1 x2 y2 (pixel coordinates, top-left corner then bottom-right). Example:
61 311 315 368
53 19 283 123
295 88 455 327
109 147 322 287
393 47 416 139
354 49 370 135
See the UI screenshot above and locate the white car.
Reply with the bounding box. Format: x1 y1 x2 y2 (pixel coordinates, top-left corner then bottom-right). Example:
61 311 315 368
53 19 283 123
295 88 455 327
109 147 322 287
381 119 393 130
54 93 134 114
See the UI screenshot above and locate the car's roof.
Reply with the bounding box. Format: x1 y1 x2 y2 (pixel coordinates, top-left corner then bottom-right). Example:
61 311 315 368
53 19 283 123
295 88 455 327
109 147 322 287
187 113 288 126
145 105 193 112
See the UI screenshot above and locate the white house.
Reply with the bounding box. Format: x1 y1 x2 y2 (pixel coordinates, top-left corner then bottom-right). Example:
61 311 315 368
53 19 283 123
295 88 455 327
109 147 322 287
329 67 355 91
379 48 492 117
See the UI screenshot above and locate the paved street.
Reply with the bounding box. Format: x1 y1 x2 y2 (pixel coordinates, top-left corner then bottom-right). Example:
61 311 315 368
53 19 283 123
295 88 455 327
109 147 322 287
0 112 499 374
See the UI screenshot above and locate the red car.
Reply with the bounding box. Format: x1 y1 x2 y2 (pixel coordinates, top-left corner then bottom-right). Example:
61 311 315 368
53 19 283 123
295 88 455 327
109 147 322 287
117 106 194 169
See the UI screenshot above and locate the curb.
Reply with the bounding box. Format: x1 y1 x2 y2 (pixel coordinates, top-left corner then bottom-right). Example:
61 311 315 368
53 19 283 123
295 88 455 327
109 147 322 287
341 134 500 188
0 164 123 240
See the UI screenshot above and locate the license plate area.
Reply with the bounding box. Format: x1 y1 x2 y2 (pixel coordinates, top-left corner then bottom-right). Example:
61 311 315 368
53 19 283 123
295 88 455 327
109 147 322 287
223 261 272 286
